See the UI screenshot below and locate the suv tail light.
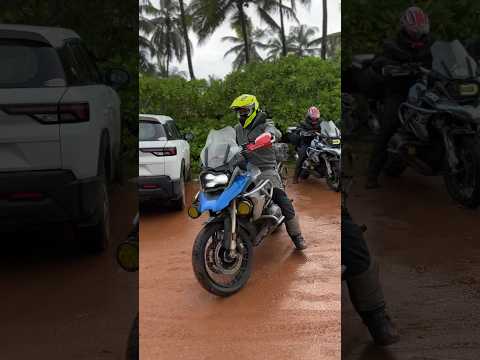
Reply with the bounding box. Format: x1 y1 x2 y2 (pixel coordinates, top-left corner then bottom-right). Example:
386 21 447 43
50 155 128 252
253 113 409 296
2 102 90 124
141 147 177 157
0 192 44 201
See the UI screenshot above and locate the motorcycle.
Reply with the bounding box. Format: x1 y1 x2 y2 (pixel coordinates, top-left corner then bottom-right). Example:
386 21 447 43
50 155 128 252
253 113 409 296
116 214 139 360
188 127 284 296
291 121 342 191
385 40 480 208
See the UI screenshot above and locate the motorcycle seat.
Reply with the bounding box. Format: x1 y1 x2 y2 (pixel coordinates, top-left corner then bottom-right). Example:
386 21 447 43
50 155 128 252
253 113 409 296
352 54 375 69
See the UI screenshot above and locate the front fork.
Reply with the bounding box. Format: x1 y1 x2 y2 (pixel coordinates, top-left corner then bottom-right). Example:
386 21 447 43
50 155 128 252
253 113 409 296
440 127 460 172
223 199 238 257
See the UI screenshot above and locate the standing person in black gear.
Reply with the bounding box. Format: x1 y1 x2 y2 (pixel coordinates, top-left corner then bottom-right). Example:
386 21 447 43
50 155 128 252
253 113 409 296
293 106 322 184
342 144 399 346
230 94 307 250
365 6 434 189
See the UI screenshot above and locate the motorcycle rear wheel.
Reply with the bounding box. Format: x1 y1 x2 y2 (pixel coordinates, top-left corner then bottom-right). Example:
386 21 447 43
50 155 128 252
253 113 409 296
444 138 480 208
192 222 253 297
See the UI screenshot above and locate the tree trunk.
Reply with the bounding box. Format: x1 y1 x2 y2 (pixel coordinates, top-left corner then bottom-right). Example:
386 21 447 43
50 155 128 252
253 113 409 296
179 0 195 80
279 0 287 56
237 1 250 64
166 54 170 77
321 0 328 59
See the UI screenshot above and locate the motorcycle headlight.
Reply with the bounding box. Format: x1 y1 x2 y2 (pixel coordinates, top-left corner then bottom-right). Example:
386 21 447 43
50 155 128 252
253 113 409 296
458 83 479 97
200 172 229 190
447 82 479 98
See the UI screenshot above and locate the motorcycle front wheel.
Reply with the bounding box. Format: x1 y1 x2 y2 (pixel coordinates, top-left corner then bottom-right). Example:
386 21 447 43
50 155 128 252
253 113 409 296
326 160 341 192
444 137 480 208
192 221 253 297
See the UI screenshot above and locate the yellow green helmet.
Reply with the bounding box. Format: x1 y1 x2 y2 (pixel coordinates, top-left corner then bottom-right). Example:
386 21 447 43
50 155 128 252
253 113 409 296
230 94 259 128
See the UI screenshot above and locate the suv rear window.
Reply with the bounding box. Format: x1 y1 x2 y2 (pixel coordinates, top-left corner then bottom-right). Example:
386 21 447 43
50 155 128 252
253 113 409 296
139 120 167 141
0 39 66 88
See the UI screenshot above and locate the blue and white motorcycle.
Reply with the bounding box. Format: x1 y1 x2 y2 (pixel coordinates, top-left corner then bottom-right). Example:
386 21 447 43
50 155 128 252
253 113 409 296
188 127 284 296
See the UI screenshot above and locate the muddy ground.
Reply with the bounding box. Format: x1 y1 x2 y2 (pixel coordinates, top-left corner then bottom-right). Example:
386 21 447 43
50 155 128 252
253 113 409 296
0 184 138 360
342 169 480 360
140 179 340 360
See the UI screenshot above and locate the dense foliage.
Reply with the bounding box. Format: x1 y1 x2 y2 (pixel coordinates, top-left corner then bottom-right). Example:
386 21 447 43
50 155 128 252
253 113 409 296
0 0 139 165
140 55 340 170
342 0 480 66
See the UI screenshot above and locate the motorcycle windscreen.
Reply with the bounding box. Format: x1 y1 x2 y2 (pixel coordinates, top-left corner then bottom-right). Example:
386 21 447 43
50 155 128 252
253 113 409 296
320 120 341 138
200 126 241 169
431 40 478 80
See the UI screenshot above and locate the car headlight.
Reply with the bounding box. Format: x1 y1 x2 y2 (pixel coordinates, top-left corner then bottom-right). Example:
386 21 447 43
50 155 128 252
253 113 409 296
200 172 229 190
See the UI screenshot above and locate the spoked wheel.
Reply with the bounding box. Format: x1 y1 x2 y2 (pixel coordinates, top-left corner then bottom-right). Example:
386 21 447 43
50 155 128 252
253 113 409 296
192 222 253 297
326 160 341 192
444 138 480 208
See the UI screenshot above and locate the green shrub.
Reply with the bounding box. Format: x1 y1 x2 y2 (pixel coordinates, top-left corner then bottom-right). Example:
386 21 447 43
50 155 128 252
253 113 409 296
140 56 340 171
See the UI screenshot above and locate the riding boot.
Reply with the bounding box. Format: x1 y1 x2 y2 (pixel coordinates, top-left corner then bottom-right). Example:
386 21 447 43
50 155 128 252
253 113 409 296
285 216 307 250
346 260 399 346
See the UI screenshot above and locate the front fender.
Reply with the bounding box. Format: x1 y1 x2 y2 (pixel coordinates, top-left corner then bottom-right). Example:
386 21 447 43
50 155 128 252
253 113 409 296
323 148 341 157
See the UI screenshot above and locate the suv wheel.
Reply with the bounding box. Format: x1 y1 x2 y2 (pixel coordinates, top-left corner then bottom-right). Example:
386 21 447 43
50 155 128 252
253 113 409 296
172 169 186 211
78 180 110 253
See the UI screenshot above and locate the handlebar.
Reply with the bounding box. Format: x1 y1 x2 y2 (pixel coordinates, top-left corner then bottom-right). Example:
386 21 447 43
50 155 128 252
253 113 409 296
382 62 428 78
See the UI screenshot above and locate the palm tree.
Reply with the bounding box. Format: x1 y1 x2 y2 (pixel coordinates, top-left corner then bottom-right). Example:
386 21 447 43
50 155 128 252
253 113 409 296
150 0 186 77
191 0 252 64
288 24 321 56
257 0 311 57
140 0 195 79
222 27 268 69
321 0 327 59
139 0 158 72
325 31 341 59
264 30 295 60
178 0 195 80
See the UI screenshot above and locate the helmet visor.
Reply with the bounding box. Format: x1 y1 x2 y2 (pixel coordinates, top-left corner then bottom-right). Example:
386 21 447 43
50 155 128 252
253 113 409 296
235 106 252 116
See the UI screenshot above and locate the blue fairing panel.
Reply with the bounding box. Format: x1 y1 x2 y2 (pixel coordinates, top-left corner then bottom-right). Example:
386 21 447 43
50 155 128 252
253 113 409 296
198 175 250 213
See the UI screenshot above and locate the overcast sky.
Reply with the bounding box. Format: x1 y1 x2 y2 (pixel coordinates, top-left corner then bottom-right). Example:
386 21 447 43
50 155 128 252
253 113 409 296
150 0 341 79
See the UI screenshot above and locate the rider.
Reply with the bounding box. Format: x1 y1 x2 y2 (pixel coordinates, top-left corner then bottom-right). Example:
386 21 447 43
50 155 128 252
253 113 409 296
365 6 434 189
230 94 307 250
342 143 399 346
293 106 322 184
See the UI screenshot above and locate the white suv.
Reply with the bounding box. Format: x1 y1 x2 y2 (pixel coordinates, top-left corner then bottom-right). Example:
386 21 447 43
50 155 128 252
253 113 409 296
139 114 191 210
0 25 128 251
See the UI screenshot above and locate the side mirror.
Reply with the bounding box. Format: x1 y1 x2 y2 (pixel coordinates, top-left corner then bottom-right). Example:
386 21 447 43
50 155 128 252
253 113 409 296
105 68 130 90
184 132 194 142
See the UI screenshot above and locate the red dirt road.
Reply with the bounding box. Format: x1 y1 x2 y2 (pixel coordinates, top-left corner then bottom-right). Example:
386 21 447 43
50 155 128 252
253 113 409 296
140 179 340 360
342 172 480 360
0 185 138 360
